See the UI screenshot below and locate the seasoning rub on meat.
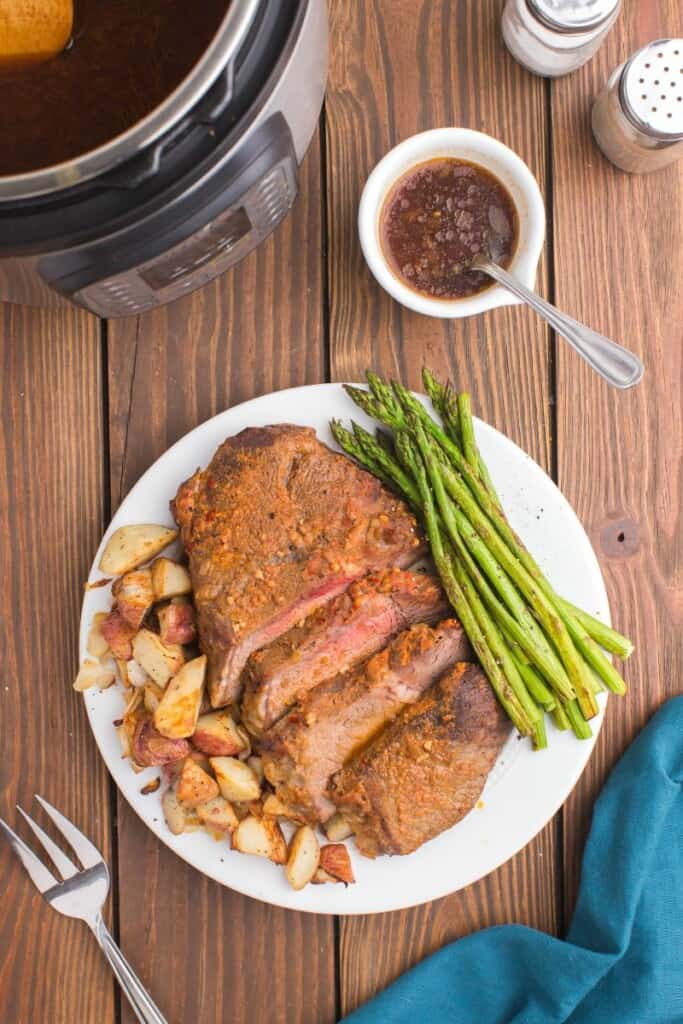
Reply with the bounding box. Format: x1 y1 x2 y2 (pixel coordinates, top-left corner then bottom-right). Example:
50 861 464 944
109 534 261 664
173 425 422 709
331 662 510 857
241 568 449 736
261 620 471 824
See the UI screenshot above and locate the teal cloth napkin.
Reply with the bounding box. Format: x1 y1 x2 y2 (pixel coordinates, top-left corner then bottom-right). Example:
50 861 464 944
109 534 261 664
344 696 683 1024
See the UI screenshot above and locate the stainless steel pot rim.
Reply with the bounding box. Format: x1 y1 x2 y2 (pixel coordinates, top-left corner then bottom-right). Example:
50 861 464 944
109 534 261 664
0 0 261 201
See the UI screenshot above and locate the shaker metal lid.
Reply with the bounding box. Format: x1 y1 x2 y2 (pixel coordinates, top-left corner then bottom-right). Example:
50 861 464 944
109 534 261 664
620 39 683 141
527 0 619 33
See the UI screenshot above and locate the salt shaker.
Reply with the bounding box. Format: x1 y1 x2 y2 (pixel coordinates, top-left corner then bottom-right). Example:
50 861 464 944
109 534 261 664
501 0 621 78
592 39 683 173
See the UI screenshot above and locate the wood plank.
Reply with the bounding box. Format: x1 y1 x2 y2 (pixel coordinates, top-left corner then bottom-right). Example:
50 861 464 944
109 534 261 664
106 143 337 1024
0 307 115 1024
551 1 683 911
326 0 558 1013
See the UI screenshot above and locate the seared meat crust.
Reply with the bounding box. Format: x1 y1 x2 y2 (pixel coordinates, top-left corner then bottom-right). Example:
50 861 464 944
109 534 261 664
173 425 422 708
331 662 510 857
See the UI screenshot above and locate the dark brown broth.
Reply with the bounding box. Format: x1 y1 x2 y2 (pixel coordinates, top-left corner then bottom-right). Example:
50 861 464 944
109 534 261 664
0 0 229 175
380 158 518 300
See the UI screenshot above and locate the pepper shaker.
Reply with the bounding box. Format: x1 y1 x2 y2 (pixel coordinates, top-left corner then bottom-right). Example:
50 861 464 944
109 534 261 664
592 39 683 173
501 0 621 78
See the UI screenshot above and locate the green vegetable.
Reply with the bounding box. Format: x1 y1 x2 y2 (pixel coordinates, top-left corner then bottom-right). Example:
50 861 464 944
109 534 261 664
336 370 634 749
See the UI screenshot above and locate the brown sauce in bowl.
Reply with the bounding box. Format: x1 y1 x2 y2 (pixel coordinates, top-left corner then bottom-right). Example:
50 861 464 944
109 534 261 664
0 0 229 175
380 158 518 300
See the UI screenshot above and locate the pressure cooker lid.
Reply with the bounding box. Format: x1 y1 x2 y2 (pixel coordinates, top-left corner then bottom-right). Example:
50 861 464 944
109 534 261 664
0 0 261 199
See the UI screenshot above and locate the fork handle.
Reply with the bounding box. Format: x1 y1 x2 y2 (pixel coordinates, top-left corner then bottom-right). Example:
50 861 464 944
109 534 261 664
93 915 168 1024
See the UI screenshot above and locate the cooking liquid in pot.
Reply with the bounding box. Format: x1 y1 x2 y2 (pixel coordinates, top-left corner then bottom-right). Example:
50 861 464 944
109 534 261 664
0 0 230 175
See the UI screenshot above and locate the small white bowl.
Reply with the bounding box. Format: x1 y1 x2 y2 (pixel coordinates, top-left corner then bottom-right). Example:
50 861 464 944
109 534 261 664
358 128 545 319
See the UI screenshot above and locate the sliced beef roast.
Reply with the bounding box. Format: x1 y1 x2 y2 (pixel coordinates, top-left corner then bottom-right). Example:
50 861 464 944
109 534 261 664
331 662 510 857
241 568 449 736
260 620 471 824
173 425 422 708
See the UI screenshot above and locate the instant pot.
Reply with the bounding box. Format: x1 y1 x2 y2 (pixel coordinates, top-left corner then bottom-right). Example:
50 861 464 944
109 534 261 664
0 0 327 317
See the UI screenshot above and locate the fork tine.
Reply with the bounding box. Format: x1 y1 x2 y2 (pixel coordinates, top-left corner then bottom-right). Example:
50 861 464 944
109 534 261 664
34 796 102 869
17 806 80 880
0 816 58 894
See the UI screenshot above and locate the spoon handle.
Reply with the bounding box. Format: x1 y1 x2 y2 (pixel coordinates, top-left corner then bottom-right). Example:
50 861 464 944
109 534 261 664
476 258 644 390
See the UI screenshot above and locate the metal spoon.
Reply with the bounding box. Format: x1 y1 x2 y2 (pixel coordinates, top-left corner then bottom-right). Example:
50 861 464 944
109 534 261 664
471 254 644 390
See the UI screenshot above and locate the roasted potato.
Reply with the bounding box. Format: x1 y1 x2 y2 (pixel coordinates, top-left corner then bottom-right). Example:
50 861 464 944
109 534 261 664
132 629 184 687
116 723 132 760
318 843 355 885
235 725 252 761
126 659 150 688
311 867 337 884
175 757 219 807
210 756 261 803
101 608 137 661
262 793 305 824
132 717 191 767
73 659 116 692
151 558 192 601
162 788 187 835
142 681 164 713
247 756 264 785
123 686 144 718
285 825 320 891
189 750 213 774
116 658 130 688
99 524 178 576
232 815 287 864
191 710 247 757
231 801 252 822
196 795 239 834
153 655 206 738
323 812 354 843
86 612 110 659
112 569 154 629
157 602 196 645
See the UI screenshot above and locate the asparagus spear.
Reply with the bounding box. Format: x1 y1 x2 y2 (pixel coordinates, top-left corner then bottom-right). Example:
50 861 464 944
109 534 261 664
510 648 556 712
423 438 576 701
563 700 593 740
557 598 634 660
551 704 571 731
365 370 404 423
395 431 536 737
330 420 398 493
340 411 575 702
413 420 589 704
350 422 421 506
433 375 633 661
421 367 447 414
344 384 403 430
393 376 633 665
426 444 599 718
454 383 503 509
457 393 479 477
339 373 633 742
421 368 463 449
532 715 548 751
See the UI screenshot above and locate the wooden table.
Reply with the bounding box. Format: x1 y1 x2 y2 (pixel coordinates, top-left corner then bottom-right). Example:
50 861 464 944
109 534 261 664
1 2 681 1021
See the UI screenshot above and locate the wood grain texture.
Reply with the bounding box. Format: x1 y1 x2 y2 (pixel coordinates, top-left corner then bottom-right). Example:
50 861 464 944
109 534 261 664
325 0 559 1013
552 1 683 912
0 307 114 1024
106 144 337 1024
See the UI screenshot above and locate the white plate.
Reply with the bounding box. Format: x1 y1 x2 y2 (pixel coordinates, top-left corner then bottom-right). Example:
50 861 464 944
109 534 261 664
79 384 609 915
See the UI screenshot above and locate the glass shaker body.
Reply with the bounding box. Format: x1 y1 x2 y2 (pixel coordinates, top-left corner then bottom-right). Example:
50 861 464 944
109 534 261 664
502 0 621 77
592 40 683 173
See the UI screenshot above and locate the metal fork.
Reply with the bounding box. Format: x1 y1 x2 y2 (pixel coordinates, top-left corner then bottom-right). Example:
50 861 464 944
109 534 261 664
0 796 167 1024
